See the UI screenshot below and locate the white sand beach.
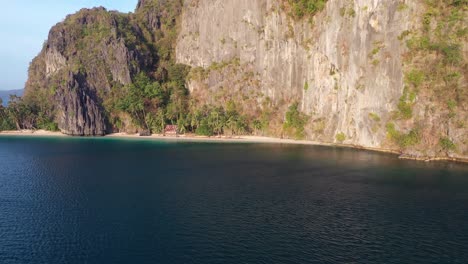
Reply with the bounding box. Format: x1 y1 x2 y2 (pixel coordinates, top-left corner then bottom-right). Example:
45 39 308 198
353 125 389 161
0 129 66 137
0 129 398 153
3 130 468 163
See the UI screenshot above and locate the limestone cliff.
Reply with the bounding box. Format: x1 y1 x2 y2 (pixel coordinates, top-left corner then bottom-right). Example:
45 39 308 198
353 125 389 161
23 0 467 160
25 7 155 135
176 0 467 160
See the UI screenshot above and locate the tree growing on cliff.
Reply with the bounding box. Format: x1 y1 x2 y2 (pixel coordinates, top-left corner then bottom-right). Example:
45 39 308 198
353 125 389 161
117 73 166 131
115 67 190 134
285 0 328 19
283 102 308 140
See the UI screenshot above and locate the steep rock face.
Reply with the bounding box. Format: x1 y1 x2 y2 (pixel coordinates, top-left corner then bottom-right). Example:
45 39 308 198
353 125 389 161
25 7 154 135
22 0 466 159
176 0 467 159
57 72 107 136
177 0 411 148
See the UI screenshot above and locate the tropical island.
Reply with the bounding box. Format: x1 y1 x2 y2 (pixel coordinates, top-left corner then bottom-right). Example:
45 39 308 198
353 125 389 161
0 0 466 162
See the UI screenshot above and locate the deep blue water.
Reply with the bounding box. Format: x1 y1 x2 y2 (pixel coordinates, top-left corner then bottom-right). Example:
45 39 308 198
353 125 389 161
0 136 467 264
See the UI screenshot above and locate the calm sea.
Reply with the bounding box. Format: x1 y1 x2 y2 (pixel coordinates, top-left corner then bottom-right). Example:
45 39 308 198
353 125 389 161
0 136 467 264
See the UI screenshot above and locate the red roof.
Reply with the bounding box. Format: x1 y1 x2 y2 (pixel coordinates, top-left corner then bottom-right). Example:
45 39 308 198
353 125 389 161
165 125 178 133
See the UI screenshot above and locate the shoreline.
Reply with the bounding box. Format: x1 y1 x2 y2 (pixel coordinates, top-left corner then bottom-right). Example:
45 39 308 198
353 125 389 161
1 130 467 164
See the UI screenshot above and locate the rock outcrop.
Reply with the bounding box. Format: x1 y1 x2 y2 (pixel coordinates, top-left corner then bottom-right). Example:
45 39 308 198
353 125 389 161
176 0 410 147
25 7 154 135
23 0 467 160
176 0 467 159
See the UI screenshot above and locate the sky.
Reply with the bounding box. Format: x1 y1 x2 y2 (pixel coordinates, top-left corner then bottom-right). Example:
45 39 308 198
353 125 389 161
0 0 138 91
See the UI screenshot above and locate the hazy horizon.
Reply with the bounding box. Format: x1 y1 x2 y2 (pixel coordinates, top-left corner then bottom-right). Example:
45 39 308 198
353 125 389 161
0 0 138 91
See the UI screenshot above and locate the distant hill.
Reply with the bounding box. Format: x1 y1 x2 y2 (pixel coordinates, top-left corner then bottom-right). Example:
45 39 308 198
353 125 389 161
0 89 23 106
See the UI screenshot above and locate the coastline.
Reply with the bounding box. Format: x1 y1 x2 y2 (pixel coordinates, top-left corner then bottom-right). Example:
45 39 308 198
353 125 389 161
1 130 466 164
0 130 66 137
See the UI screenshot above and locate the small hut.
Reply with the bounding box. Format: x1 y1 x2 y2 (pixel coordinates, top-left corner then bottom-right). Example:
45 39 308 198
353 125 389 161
164 125 178 136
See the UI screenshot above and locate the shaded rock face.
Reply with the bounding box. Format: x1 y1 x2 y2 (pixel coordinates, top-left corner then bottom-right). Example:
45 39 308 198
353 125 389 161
136 0 161 30
176 0 411 148
57 72 107 136
136 0 184 38
25 7 154 135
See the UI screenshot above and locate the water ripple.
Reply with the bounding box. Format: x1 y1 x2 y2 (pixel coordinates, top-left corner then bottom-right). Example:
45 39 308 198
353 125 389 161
0 137 467 263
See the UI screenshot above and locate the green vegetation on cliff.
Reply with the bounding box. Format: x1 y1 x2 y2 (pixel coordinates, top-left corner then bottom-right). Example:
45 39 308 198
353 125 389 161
7 1 192 135
386 123 421 149
283 0 328 19
2 0 466 160
0 0 268 137
387 0 467 155
108 68 189 133
283 103 308 139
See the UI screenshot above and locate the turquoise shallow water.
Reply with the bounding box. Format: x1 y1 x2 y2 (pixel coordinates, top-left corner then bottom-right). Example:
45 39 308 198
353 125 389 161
0 136 467 264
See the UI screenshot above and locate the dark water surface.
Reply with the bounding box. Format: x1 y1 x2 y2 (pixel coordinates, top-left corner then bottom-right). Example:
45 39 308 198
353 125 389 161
0 136 467 264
